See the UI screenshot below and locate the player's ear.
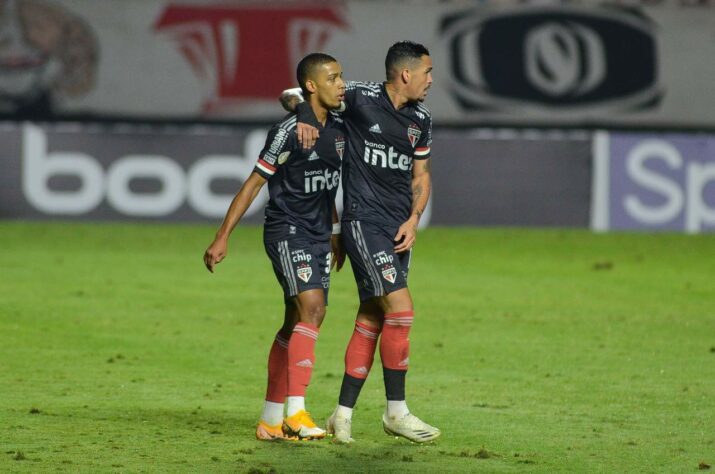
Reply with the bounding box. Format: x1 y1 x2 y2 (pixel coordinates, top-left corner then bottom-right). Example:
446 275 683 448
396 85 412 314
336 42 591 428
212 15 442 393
401 68 410 84
305 79 318 94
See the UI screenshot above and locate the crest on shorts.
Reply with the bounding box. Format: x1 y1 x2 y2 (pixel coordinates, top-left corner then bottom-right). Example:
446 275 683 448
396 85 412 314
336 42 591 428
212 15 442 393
381 265 396 284
297 263 312 283
335 135 345 160
407 123 421 148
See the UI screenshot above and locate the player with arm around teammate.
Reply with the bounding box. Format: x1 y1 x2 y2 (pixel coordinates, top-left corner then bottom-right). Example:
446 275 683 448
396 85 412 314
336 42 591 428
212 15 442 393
204 53 346 441
282 41 439 444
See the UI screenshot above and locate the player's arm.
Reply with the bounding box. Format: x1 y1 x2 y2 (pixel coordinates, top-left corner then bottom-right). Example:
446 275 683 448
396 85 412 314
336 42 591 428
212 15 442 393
394 158 432 253
279 88 320 149
203 172 266 273
280 83 352 148
331 203 345 272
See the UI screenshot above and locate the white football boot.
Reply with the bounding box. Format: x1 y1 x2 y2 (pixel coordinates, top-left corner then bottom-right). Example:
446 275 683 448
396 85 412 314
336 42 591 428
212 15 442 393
326 409 355 444
382 412 441 443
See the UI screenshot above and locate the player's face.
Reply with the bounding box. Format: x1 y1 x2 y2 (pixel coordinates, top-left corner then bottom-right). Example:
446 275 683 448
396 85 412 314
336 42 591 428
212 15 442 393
406 55 433 103
312 61 346 110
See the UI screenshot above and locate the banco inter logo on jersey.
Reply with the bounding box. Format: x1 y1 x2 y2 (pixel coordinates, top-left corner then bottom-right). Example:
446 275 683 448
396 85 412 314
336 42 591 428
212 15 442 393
363 140 411 171
407 123 421 148
304 168 340 193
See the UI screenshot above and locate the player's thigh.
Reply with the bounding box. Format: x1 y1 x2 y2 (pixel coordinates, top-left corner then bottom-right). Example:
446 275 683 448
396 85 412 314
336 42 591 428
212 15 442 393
342 220 409 301
264 238 330 305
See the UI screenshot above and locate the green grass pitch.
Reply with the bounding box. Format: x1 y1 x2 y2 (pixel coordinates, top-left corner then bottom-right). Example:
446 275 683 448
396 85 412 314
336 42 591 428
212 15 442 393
1 222 713 473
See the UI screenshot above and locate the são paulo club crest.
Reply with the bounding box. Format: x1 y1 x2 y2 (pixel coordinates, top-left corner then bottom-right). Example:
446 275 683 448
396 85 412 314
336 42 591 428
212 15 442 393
297 263 312 283
335 135 345 160
381 265 397 283
407 123 421 148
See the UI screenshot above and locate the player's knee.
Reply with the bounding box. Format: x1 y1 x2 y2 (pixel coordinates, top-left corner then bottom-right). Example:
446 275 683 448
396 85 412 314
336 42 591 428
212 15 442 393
301 304 326 327
357 300 384 329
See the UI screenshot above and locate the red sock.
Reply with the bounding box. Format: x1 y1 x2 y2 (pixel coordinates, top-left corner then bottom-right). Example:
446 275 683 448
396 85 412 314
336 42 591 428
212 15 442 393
287 322 319 396
345 321 380 379
380 311 413 370
265 332 289 403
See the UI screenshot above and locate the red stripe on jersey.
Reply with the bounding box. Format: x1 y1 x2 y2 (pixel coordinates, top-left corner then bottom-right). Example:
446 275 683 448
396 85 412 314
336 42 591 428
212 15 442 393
257 158 276 172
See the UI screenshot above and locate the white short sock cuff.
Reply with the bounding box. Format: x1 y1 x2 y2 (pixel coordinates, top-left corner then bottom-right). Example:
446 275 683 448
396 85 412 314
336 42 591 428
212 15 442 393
386 400 409 420
261 401 284 426
286 396 305 417
335 405 353 419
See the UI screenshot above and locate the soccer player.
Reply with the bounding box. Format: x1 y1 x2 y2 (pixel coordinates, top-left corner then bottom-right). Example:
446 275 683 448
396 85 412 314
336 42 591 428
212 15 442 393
204 53 346 441
281 41 440 443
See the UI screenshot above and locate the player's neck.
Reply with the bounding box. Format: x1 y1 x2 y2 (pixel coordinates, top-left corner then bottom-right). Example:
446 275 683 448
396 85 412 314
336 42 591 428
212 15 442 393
309 97 328 126
384 81 409 110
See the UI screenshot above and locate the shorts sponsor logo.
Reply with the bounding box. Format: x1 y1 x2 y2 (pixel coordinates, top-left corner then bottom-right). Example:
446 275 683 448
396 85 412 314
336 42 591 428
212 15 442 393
441 6 660 113
407 124 421 148
291 249 312 263
321 276 330 289
297 263 312 283
381 265 396 283
372 251 394 265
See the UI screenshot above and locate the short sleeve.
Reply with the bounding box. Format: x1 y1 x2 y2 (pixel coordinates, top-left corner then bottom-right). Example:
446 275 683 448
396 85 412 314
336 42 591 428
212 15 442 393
414 113 432 160
343 81 381 113
255 122 295 178
343 81 359 110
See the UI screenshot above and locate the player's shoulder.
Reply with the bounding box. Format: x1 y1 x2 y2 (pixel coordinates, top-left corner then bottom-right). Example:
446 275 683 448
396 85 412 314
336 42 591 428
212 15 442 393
263 113 298 157
272 112 299 132
345 80 382 94
410 102 432 125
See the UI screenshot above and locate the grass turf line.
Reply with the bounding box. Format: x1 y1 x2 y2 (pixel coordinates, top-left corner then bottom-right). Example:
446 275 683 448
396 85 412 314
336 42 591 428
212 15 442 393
0 222 713 473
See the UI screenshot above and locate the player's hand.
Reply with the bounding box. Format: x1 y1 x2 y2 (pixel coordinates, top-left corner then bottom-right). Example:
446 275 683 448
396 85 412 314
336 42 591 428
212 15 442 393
331 234 345 272
296 122 319 149
203 238 228 273
394 219 417 253
279 92 301 112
